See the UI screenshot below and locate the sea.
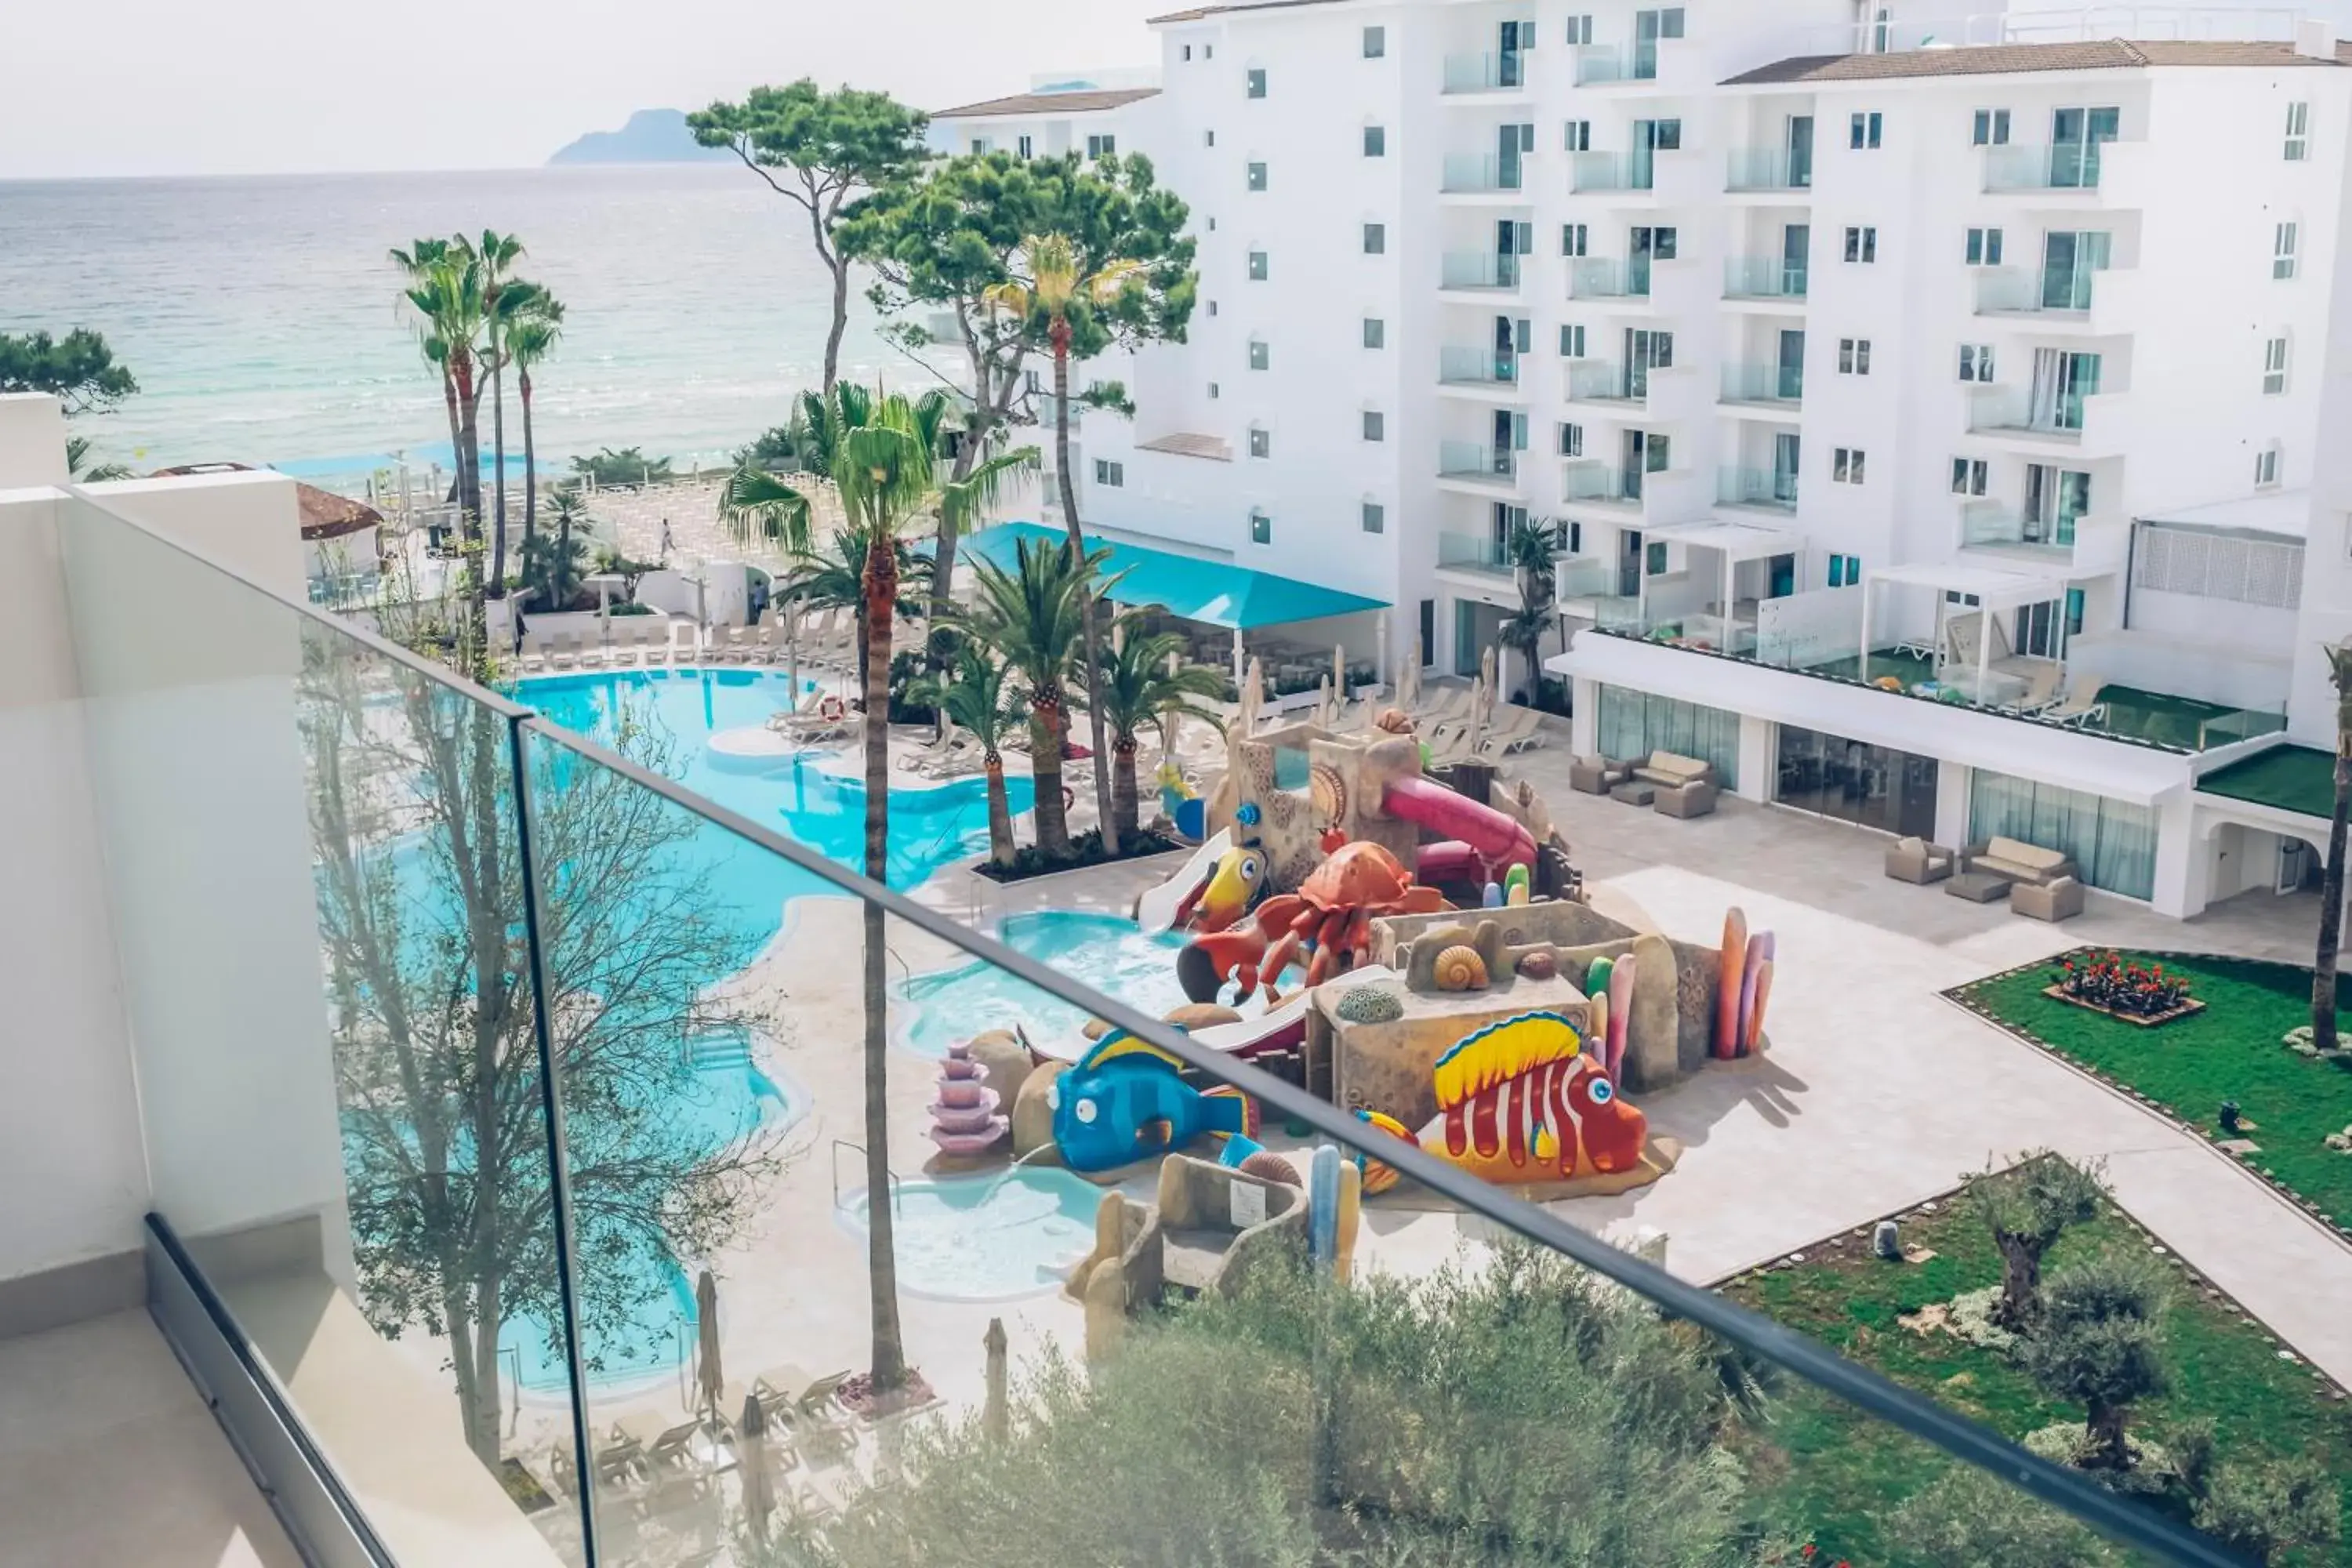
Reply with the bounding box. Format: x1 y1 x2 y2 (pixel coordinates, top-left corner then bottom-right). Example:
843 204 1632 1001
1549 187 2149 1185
0 165 909 481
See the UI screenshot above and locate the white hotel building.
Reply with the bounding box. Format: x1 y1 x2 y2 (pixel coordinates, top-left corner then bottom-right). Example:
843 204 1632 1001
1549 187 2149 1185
935 2 2352 925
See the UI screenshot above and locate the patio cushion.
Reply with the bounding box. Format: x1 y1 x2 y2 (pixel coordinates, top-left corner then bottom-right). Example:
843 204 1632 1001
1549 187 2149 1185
1634 751 1711 787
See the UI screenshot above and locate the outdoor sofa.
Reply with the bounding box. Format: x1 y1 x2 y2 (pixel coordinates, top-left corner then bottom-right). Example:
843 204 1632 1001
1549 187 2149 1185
1630 751 1719 818
1960 835 2078 887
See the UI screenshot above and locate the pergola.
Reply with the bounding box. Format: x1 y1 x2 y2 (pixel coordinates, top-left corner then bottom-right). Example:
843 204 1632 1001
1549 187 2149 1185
1858 558 2077 702
1640 517 1805 652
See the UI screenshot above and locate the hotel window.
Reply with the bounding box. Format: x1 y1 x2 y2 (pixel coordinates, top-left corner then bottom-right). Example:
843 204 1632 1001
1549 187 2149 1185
2256 442 2281 488
1363 223 1386 254
1183 44 1192 60
1849 111 1883 150
2264 335 2289 394
1843 225 1878 263
2275 221 2299 280
1958 343 1994 382
1247 161 1267 191
969 139 991 156
1827 553 1862 586
1248 425 1270 459
1559 520 1583 554
1205 44 1213 57
1559 323 1586 357
1208 383 1220 399
1207 300 1218 318
1561 222 1588 257
1250 507 1272 544
2286 100 2310 161
1559 421 1584 457
1838 337 1871 375
1363 317 1385 348
1362 500 1385 533
1247 250 1269 280
1087 134 1116 158
1247 67 1267 98
1564 118 1592 152
1971 109 2011 147
1247 339 1269 371
1965 226 2003 266
1093 459 1124 487
1363 24 1385 57
1363 409 1385 442
1565 13 1593 44
1017 135 1033 158
1951 457 1987 495
1208 217 1218 231
1363 125 1386 157
1833 447 1866 484
1204 129 1216 147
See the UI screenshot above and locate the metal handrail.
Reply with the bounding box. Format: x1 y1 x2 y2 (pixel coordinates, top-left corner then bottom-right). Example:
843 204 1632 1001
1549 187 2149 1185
77 486 2249 1567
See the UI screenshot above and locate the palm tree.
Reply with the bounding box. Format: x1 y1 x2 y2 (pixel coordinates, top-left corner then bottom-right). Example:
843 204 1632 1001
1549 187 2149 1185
717 387 1033 1395
911 644 1029 867
520 489 593 612
768 519 932 695
2316 643 2352 1051
1089 622 1226 848
984 234 1145 846
962 538 1102 859
473 230 528 595
390 239 492 670
1498 517 1559 700
502 283 564 563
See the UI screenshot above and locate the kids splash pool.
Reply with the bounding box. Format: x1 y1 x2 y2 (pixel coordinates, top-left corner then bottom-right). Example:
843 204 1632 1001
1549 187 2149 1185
837 1166 1105 1301
892 909 1192 1058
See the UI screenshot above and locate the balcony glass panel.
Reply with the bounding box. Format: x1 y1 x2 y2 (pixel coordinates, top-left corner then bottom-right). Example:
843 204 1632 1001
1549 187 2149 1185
1440 251 1520 290
1441 51 1524 92
1566 257 1633 298
1725 147 1812 191
1438 531 1513 574
1720 362 1803 405
1566 360 1636 402
1438 346 1519 386
1440 153 1523 193
1438 441 1516 478
1719 465 1800 510
1723 256 1807 298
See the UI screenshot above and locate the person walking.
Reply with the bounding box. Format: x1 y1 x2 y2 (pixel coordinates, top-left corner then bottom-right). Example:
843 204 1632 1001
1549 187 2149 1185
659 517 674 564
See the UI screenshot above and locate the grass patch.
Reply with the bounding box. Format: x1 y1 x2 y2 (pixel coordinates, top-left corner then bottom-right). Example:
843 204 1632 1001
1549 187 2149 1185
1958 951 2352 1226
1724 1194 2352 1564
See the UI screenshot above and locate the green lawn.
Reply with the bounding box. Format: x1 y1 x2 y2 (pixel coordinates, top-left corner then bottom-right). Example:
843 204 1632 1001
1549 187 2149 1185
1725 1195 2352 1564
1957 951 2352 1228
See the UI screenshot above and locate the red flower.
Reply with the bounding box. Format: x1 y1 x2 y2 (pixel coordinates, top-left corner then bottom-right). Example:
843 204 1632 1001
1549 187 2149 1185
1802 1547 1817 1560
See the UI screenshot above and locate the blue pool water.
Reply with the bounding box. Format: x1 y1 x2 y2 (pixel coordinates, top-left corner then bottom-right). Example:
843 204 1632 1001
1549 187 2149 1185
893 910 1191 1058
838 1167 1107 1301
500 1046 799 1392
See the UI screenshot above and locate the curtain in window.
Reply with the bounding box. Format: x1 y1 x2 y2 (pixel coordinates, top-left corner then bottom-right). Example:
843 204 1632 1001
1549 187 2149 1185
1597 685 1740 787
1969 770 2158 900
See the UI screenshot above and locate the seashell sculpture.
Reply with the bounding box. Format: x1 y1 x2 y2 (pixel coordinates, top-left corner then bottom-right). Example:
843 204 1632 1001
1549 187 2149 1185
1308 762 1348 826
1239 1149 1303 1187
1515 949 1557 981
1334 984 1404 1024
1432 945 1490 992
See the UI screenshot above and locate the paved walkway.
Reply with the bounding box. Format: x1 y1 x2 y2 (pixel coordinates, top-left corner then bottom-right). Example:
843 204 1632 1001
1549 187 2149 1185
1514 779 2352 1385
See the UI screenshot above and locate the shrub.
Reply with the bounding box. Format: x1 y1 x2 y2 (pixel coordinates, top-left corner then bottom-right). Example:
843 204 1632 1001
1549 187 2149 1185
2191 1455 2342 1564
2052 951 2193 1018
1887 1465 2120 1568
2018 1250 2170 1474
1963 1153 2108 1333
764 1247 1754 1567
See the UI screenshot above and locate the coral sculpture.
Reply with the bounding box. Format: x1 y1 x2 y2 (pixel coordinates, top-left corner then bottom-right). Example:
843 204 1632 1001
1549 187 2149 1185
1334 985 1405 1025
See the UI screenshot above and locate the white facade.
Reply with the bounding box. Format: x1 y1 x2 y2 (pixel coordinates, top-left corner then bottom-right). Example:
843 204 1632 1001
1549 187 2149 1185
943 0 2352 920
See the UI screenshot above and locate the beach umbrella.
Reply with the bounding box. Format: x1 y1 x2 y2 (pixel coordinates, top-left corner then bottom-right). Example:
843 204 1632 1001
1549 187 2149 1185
695 1269 724 1425
738 1392 775 1537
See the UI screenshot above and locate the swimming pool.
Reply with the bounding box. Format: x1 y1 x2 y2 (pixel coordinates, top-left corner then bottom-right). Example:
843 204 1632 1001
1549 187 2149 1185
892 909 1192 1058
837 1166 1106 1301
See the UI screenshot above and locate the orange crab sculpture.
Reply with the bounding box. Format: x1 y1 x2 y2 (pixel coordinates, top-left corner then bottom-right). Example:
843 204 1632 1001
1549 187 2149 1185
1177 837 1448 1004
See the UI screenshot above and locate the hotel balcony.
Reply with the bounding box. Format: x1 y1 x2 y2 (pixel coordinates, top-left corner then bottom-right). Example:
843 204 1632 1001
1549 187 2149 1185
1436 529 1515 578
1718 362 1804 417
1723 147 1813 197
1439 50 1532 96
1722 256 1808 308
1436 346 1523 401
1566 257 1641 300
1439 250 1525 298
1439 152 1527 200
1965 385 2128 456
1718 465 1800 515
1563 359 1646 411
1981 140 2137 195
1436 440 1522 492
1959 498 2076 560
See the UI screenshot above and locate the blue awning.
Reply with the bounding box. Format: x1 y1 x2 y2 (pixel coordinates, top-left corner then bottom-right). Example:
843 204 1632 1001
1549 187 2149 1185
958 521 1388 630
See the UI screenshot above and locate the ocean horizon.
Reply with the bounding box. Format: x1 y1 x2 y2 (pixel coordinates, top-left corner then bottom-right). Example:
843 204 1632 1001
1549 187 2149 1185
0 164 916 481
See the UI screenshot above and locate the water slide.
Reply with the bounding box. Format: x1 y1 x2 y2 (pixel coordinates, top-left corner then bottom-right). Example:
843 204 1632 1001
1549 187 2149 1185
1033 987 1312 1065
1381 774 1537 884
1133 829 1234 935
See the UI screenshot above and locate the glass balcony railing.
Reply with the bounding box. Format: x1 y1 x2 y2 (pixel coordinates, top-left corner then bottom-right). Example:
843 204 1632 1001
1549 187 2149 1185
1725 147 1812 191
1969 386 2091 439
1440 153 1524 194
1437 531 1514 575
1960 498 2074 553
1566 359 1641 402
1437 346 1520 387
1556 553 1621 597
1723 255 1808 299
1566 256 1637 298
1984 141 2111 191
1440 50 1526 92
1573 42 1660 84
1440 250 1522 290
51 488 2252 1568
1568 150 1650 192
1720 362 1804 406
1974 263 2100 314
1562 461 1642 503
1437 441 1517 480
1719 465 1801 511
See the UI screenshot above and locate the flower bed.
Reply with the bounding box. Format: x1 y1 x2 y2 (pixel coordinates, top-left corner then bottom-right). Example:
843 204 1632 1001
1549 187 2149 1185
2045 950 2201 1025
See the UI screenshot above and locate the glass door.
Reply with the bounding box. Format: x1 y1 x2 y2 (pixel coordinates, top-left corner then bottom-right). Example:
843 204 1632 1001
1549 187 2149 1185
1633 7 1682 79
1776 329 1806 400
2024 465 2091 545
1784 114 1814 188
1773 432 1801 503
1628 226 1673 294
1780 222 1810 292
1497 19 1527 88
1497 122 1533 191
2028 350 2102 431
1618 526 1645 597
2040 230 2110 310
2049 105 2120 188
1624 328 1671 397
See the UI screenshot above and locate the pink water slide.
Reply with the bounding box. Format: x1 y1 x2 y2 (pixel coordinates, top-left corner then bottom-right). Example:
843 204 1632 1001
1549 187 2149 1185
1381 774 1537 884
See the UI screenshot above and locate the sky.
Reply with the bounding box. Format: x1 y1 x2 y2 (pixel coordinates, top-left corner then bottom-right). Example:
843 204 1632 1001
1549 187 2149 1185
0 0 1169 180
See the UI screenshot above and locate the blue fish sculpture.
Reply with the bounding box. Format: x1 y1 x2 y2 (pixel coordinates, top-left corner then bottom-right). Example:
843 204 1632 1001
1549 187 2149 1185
1047 1030 1258 1174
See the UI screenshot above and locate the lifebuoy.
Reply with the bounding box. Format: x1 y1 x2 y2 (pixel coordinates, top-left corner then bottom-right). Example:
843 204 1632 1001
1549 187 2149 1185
817 695 848 722
1062 786 1077 811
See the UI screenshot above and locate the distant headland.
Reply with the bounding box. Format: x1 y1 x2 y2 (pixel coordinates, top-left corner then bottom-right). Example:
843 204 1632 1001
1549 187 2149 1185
547 109 733 166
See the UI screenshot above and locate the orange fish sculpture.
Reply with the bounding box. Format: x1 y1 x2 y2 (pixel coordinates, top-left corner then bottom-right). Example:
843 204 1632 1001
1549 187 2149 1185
1414 1011 1646 1184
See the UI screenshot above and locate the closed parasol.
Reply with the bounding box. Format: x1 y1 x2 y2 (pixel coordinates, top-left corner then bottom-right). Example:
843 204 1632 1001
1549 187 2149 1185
695 1269 724 1425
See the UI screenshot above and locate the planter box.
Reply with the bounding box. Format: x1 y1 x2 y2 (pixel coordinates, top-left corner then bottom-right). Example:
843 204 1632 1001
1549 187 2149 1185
2041 984 2206 1029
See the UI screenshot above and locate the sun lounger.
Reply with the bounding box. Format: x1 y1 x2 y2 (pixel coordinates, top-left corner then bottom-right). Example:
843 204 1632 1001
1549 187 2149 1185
550 631 581 671
610 628 642 669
